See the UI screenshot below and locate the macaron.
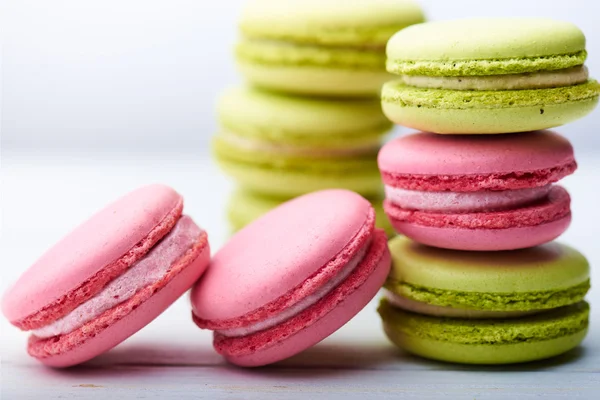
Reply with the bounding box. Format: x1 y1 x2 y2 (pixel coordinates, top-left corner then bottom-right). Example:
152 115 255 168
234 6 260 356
214 87 392 197
191 189 391 367
226 189 394 237
2 185 211 367
378 131 576 251
382 18 600 133
378 236 590 364
237 0 425 97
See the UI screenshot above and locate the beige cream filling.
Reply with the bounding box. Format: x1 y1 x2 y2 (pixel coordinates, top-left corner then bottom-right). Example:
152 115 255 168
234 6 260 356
242 38 386 51
217 241 370 338
385 291 540 319
401 66 589 90
219 131 380 157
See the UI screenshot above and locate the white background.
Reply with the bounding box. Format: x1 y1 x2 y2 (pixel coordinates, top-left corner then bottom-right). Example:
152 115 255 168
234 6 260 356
2 1 600 398
1 0 600 154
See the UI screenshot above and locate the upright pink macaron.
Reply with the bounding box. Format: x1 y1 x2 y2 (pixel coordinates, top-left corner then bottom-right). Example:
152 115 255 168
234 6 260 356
191 189 391 367
2 184 211 367
378 131 576 251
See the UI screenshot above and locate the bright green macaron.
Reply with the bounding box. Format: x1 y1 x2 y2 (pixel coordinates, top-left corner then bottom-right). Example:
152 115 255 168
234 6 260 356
382 18 600 133
227 189 394 237
213 87 392 197
378 236 590 364
237 0 425 97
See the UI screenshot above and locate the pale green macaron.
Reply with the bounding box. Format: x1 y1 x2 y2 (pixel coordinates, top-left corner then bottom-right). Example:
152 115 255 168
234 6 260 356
227 189 394 237
378 236 591 364
237 0 425 97
213 87 392 197
383 18 600 133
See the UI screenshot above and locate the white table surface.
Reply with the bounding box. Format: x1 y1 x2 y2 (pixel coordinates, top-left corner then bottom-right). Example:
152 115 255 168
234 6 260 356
1 149 599 399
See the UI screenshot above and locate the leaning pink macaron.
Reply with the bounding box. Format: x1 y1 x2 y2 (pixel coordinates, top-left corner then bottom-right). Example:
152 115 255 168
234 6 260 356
378 131 576 251
2 184 211 367
191 189 391 367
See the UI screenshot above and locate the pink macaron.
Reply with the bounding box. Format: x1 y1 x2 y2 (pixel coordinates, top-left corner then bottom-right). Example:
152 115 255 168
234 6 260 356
378 131 576 251
191 189 391 367
2 184 211 367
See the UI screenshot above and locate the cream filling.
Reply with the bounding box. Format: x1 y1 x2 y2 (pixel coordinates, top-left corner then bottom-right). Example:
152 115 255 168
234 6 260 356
385 185 551 213
219 131 380 157
32 216 202 339
385 291 538 319
217 239 371 338
243 38 385 52
401 66 588 90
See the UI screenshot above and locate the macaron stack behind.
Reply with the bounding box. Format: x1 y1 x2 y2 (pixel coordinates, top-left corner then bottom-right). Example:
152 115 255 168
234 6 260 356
213 0 425 236
237 0 425 97
376 18 597 364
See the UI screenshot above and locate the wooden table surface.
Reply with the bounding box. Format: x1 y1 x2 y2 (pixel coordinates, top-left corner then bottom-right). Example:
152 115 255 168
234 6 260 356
1 150 598 399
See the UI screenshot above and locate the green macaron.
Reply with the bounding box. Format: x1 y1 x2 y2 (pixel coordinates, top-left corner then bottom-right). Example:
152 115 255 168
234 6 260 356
213 87 392 197
378 236 591 364
237 0 425 97
227 189 394 237
383 18 600 133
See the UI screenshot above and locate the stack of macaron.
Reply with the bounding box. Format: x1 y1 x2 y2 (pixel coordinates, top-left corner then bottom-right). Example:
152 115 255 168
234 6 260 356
376 18 600 364
213 0 426 236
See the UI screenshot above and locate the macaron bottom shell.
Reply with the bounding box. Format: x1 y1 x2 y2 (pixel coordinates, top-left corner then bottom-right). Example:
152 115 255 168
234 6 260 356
379 300 589 365
238 62 392 97
381 88 599 134
384 184 571 251
391 214 571 251
27 238 211 367
211 230 391 367
384 325 588 365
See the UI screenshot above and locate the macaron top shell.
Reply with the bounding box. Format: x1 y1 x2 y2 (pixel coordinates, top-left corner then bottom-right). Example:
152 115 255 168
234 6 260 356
218 88 391 145
387 18 585 67
191 190 372 321
240 0 425 46
378 131 575 176
388 236 589 293
2 184 183 325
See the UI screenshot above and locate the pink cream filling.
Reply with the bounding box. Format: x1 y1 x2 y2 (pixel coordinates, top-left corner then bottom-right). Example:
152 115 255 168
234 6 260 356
384 185 552 212
216 239 371 338
31 216 202 339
